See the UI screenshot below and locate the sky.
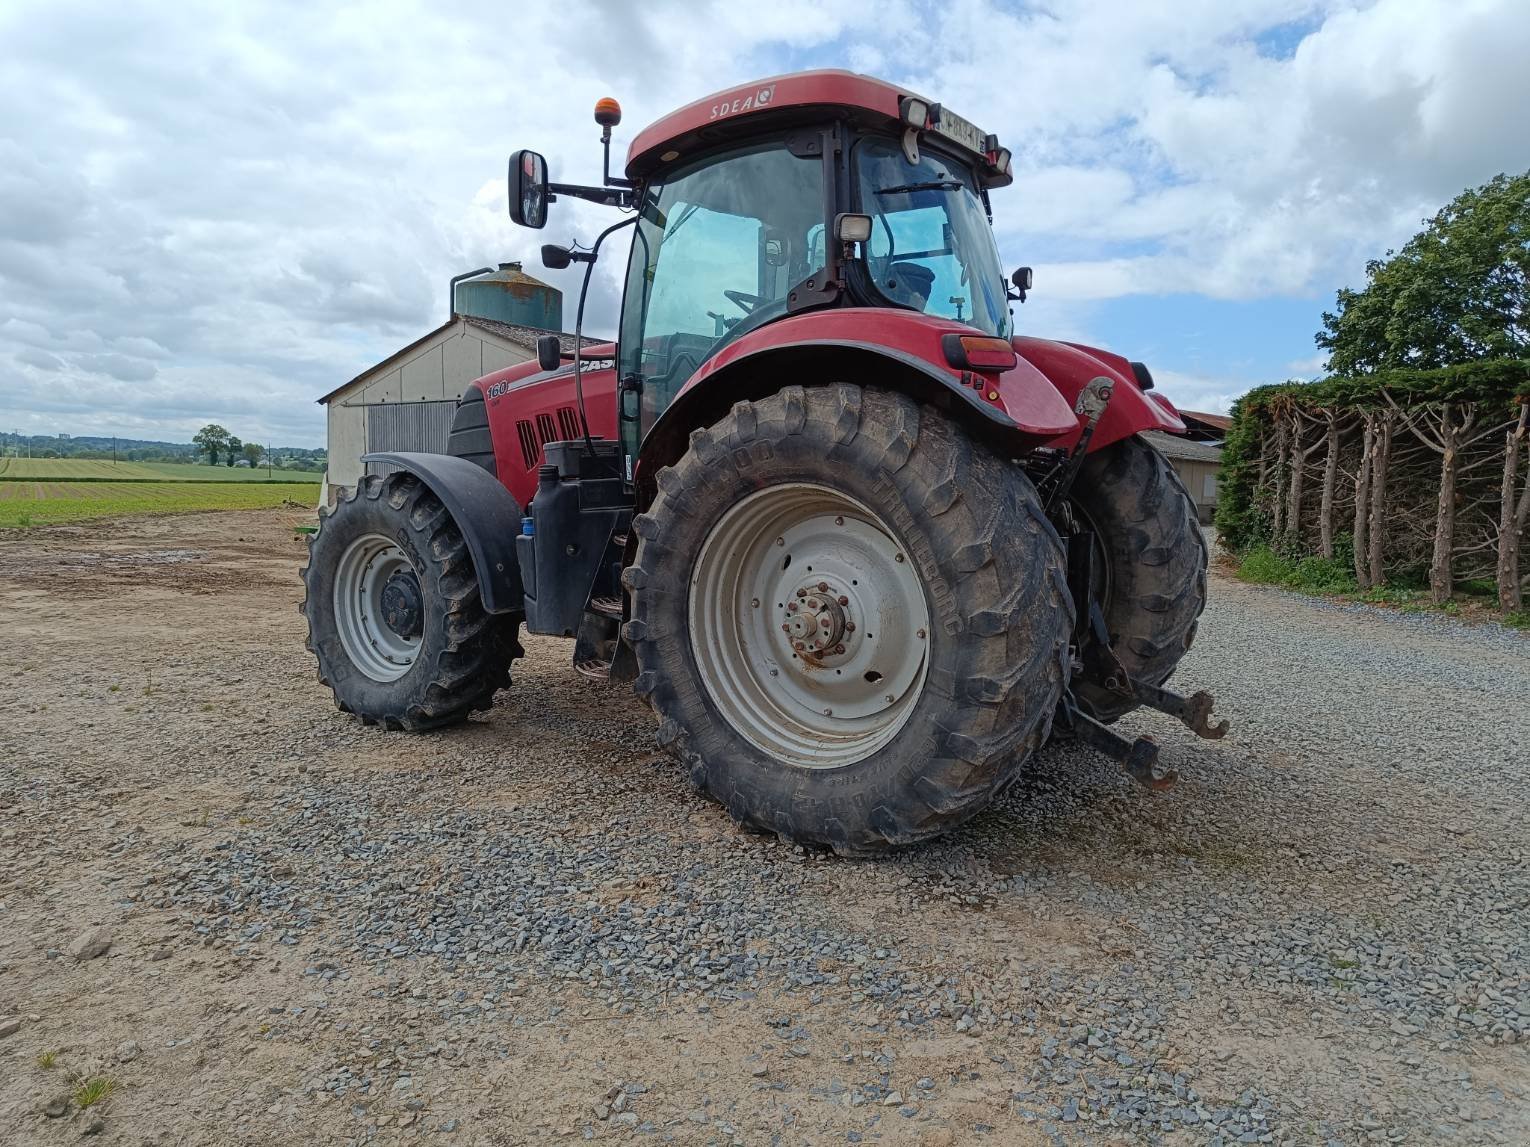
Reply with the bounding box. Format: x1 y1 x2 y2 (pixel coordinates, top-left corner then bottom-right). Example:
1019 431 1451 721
2 0 1528 447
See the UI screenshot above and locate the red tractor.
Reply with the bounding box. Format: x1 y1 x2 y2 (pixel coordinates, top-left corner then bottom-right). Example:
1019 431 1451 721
302 71 1225 854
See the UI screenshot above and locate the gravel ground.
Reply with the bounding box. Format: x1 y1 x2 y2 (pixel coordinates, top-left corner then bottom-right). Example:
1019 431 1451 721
1 509 1526 1146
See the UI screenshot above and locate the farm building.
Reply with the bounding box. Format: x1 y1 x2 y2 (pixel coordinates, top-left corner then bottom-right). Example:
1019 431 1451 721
1142 429 1224 523
317 264 580 500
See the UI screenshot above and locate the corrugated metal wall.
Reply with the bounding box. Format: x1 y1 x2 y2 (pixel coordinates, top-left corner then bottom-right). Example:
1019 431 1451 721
364 401 457 477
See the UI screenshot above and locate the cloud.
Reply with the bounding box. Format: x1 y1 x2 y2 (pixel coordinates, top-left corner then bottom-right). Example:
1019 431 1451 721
0 0 1526 446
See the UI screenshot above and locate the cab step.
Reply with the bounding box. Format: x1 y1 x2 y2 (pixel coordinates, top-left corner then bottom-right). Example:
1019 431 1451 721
574 657 612 681
589 595 623 620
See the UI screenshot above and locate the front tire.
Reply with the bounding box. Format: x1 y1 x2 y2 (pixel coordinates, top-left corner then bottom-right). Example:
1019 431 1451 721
301 472 520 730
1070 435 1207 723
623 385 1073 855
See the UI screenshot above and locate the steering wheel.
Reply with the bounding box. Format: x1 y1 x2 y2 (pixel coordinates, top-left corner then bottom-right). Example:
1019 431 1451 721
723 289 768 314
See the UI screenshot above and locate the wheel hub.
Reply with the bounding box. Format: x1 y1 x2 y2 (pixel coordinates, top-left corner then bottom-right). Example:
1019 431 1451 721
688 483 932 769
333 534 421 682
784 582 851 656
380 570 424 639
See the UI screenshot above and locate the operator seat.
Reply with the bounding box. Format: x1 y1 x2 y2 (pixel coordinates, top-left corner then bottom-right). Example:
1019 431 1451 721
884 261 936 312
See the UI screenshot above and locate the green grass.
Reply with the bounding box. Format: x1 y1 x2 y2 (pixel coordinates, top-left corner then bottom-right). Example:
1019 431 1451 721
1235 544 1525 629
36 1050 58 1069
0 480 318 527
1237 546 1360 592
0 457 318 482
73 1076 117 1108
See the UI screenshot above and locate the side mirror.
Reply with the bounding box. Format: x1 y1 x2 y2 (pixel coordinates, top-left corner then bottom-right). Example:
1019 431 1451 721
536 334 561 372
540 244 573 270
508 150 549 229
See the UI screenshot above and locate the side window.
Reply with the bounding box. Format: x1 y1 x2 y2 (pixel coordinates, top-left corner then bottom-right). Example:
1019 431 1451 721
645 207 762 339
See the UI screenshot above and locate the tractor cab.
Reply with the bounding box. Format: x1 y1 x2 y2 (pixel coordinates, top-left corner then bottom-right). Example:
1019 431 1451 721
508 71 1019 467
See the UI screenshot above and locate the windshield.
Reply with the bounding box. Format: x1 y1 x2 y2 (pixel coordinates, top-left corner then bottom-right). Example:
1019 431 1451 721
618 141 825 450
855 137 1010 337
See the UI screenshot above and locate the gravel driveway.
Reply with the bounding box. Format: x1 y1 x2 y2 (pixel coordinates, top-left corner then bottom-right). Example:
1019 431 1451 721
1 509 1525 1145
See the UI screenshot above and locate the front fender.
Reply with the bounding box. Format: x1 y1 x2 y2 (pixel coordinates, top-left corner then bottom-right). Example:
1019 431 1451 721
360 451 524 614
1014 337 1185 452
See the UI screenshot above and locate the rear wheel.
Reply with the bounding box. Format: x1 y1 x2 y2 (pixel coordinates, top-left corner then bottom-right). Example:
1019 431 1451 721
301 472 520 730
1070 435 1206 723
623 384 1073 855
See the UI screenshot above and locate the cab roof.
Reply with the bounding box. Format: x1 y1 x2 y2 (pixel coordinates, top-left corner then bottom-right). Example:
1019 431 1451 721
625 70 924 179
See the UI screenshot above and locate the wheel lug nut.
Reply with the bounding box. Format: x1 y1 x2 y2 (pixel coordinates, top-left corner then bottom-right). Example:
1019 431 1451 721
845 622 855 632
793 641 806 651
834 515 844 525
781 623 791 632
796 588 807 599
837 595 849 606
787 602 798 612
834 644 845 654
895 553 905 563
817 581 828 592
917 628 926 639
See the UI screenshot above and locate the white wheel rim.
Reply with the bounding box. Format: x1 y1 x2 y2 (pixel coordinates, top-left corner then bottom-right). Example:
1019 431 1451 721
333 533 420 682
688 483 931 769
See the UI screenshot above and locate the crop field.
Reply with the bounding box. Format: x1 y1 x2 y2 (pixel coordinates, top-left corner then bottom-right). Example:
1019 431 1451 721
0 480 318 527
0 457 319 482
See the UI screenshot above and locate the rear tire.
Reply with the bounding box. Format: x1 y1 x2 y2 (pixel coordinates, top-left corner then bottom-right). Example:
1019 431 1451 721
1070 435 1207 723
301 472 521 730
623 385 1073 855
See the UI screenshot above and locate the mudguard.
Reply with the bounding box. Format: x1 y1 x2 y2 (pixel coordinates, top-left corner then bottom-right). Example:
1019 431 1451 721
638 308 1078 478
1014 337 1185 452
360 451 524 615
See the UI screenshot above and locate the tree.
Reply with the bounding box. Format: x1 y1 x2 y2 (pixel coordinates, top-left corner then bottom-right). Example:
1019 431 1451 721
226 435 242 467
193 424 230 466
1318 171 1529 374
242 441 264 468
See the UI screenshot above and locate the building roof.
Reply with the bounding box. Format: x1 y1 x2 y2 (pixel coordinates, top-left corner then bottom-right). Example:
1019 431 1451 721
1178 409 1233 432
1141 430 1225 464
317 315 599 405
459 316 598 355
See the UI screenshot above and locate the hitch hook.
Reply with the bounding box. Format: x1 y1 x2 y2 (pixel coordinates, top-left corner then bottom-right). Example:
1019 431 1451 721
1130 679 1229 740
1060 697 1177 790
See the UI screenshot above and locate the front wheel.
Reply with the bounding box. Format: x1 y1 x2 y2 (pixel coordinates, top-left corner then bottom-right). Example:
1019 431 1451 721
623 385 1073 855
301 472 520 730
1069 435 1207 723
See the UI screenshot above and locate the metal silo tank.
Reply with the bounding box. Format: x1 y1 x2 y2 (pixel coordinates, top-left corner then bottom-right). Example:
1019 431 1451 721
452 262 564 331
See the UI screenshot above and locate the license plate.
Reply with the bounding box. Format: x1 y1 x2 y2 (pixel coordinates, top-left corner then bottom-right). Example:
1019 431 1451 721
932 109 986 155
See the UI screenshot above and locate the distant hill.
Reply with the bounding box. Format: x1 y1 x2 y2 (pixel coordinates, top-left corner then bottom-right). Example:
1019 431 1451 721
1 431 325 471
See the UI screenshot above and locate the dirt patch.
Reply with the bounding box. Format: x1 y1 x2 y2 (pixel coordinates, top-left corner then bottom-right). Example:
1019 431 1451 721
1 507 1525 1145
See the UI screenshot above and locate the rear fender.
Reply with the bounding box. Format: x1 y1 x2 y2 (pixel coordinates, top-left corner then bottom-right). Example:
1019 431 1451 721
1013 337 1185 452
636 308 1077 490
360 451 524 614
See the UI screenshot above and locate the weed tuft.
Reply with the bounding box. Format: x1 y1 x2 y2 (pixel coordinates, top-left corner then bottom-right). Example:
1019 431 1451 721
73 1076 117 1108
